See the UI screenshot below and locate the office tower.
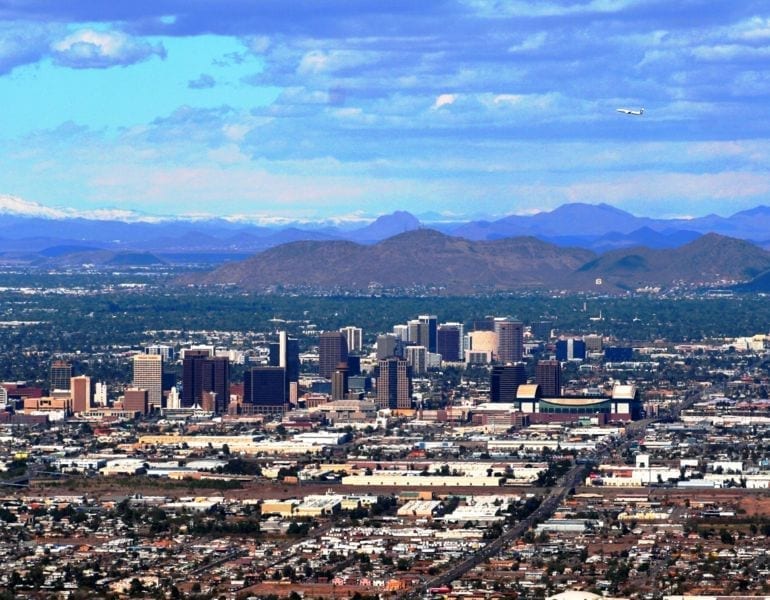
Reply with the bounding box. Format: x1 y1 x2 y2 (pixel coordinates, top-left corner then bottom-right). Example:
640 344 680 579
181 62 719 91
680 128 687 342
407 321 419 343
536 359 562 397
319 331 348 379
331 362 349 400
340 326 363 353
93 382 107 406
278 336 300 386
556 338 586 361
490 363 527 403
243 366 286 415
468 331 498 356
166 386 180 410
50 360 72 392
392 324 409 341
270 332 300 394
268 342 280 366
182 349 230 413
145 344 174 361
200 357 230 414
404 345 427 375
584 334 603 353
496 319 524 363
200 391 217 412
278 331 288 367
346 355 361 376
70 375 91 413
162 372 176 393
531 320 554 341
376 334 398 360
132 354 163 411
437 323 463 362
377 357 412 410
473 317 495 332
418 315 438 352
182 349 210 407
124 388 148 415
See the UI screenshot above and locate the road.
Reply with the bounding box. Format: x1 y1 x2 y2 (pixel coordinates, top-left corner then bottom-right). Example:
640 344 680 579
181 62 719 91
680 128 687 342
407 387 703 598
407 461 588 599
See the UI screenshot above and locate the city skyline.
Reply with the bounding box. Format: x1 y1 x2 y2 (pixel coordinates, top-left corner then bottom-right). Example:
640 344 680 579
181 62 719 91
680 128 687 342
2 1 770 221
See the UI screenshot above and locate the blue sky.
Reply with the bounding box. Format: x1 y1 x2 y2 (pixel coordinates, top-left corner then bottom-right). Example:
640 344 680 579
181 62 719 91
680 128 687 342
1 0 770 223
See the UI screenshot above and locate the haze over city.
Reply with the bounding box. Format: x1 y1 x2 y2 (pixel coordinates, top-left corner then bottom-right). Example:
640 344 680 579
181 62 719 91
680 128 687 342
2 1 770 222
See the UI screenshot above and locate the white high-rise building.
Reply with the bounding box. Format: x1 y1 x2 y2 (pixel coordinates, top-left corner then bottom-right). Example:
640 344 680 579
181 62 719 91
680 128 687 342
94 382 108 406
393 324 409 341
404 345 428 375
146 344 174 361
166 386 180 410
132 353 163 411
340 326 363 353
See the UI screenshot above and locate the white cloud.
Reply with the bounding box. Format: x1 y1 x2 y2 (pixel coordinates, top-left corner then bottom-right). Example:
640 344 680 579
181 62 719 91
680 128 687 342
691 44 770 62
296 49 373 76
432 93 457 109
51 29 165 68
731 17 770 41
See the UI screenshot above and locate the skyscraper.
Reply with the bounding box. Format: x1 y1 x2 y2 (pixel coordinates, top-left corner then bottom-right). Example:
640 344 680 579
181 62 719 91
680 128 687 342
331 362 349 400
376 334 398 360
50 360 72 392
200 356 230 414
269 332 300 396
319 331 348 379
377 357 412 410
536 359 562 397
123 388 149 415
339 326 363 353
556 338 586 361
145 344 174 361
490 363 527 403
182 349 230 413
70 375 91 413
406 319 421 345
437 323 462 362
496 319 524 363
182 349 210 408
132 353 163 411
418 315 438 352
243 366 286 415
404 345 427 375
392 324 409 340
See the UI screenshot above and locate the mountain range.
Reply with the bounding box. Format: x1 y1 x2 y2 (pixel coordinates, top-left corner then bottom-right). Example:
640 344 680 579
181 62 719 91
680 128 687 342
180 230 770 294
4 201 770 270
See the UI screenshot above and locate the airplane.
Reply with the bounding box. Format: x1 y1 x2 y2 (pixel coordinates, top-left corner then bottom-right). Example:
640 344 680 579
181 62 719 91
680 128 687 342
616 107 644 115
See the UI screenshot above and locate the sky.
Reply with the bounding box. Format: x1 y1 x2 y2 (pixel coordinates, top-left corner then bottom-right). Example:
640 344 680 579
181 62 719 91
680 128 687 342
2 0 770 223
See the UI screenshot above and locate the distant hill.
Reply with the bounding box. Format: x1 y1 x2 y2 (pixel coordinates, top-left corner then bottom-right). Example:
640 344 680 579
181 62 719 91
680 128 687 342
346 211 422 243
32 249 165 268
182 229 596 293
179 230 770 294
450 203 770 245
571 233 770 291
